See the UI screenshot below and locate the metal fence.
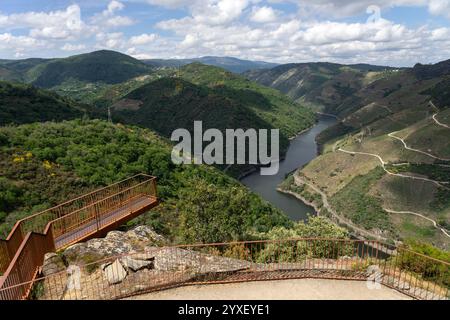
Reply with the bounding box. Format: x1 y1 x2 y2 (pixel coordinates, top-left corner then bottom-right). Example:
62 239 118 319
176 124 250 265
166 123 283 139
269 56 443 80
0 174 158 300
1 238 448 300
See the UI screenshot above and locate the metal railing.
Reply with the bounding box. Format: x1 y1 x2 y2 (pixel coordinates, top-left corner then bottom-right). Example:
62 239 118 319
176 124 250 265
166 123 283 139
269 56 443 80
2 238 447 300
0 174 158 300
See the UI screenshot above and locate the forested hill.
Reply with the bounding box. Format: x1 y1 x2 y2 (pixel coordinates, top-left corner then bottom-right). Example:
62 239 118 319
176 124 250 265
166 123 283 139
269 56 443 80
0 50 153 88
104 63 315 177
31 50 153 88
0 81 85 126
0 120 292 243
143 56 278 73
109 63 314 143
244 62 399 112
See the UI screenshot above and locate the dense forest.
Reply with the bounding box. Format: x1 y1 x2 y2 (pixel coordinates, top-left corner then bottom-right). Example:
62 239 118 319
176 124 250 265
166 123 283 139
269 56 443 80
0 81 85 125
0 120 296 243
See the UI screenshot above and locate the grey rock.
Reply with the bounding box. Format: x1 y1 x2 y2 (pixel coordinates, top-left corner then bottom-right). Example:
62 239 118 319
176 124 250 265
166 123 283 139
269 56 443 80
120 257 153 272
42 253 66 276
151 247 251 273
63 226 166 265
104 259 128 285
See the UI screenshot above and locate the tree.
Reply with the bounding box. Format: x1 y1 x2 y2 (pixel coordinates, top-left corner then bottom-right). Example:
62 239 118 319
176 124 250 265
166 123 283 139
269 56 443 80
175 177 248 243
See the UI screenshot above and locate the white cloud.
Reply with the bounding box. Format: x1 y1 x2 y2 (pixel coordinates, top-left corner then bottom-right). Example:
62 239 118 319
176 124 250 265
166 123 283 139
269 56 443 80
250 6 278 23
129 33 158 45
428 0 450 18
431 27 450 40
145 0 192 8
96 32 126 49
61 43 87 51
0 5 85 40
91 1 135 28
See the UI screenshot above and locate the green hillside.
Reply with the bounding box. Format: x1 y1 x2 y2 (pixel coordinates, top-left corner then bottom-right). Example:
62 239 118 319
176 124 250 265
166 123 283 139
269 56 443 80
30 50 152 88
177 63 315 139
244 62 398 112
106 64 314 177
0 81 85 126
0 120 292 243
277 59 450 249
111 77 272 137
0 66 22 82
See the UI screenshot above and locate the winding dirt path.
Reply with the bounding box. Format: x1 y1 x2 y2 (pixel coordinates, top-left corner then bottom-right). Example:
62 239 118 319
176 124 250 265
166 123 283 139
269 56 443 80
337 148 449 188
432 113 450 129
388 132 450 162
383 208 450 238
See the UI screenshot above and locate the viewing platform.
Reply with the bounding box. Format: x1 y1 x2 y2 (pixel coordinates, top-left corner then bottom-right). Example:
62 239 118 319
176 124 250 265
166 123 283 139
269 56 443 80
0 174 158 300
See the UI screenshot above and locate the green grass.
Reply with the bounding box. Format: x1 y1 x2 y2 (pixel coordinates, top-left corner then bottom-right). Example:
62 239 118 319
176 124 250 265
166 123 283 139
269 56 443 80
330 167 394 233
386 163 450 182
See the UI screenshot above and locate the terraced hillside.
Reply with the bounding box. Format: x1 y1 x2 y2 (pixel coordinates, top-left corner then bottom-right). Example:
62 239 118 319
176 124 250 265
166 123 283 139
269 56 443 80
277 60 450 249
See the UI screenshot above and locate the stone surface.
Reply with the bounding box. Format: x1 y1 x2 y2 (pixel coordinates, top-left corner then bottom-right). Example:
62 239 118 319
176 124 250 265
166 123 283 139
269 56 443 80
104 259 128 285
63 226 166 265
42 253 66 277
120 257 153 272
150 247 252 273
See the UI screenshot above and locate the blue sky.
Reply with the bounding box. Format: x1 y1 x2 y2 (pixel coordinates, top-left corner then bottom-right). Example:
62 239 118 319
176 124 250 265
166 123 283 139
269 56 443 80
1 0 450 66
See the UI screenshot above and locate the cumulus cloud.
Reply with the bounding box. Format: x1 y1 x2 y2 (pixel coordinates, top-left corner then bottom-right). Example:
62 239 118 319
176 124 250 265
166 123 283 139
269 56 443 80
96 32 126 49
61 43 87 51
428 0 450 18
250 6 279 23
0 5 85 40
129 33 158 45
91 0 135 28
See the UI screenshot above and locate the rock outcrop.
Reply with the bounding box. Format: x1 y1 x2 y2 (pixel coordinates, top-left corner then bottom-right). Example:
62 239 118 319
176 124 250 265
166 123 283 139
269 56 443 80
42 253 66 277
63 226 166 265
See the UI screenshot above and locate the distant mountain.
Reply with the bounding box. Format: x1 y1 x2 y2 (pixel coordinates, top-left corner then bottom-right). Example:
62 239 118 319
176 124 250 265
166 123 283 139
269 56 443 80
143 56 278 73
31 50 153 88
244 62 399 112
0 81 85 125
0 51 153 88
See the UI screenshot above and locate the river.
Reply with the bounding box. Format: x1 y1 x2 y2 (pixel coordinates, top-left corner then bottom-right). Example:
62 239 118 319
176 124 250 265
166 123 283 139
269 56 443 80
241 115 337 221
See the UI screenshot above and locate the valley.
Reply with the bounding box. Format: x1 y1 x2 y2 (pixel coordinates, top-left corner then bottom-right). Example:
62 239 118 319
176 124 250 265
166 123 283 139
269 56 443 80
0 49 449 254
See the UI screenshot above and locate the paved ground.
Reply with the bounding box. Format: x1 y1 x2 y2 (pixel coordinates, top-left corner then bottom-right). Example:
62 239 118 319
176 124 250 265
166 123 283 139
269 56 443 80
129 279 411 300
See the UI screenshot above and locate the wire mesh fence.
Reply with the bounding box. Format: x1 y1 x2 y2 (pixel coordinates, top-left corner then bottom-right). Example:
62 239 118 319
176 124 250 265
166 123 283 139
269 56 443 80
1 238 448 300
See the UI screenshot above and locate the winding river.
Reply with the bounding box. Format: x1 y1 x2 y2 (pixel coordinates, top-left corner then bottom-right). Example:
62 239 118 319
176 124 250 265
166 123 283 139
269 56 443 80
241 115 337 221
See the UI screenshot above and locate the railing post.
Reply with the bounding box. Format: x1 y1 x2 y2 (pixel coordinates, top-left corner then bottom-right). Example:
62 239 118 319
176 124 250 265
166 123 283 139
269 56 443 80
95 203 100 231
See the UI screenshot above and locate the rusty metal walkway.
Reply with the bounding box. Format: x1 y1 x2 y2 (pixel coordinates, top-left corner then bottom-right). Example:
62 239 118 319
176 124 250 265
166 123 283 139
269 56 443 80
0 174 158 300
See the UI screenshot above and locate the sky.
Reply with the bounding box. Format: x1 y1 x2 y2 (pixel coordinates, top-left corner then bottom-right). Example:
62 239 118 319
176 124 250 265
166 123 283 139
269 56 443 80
1 0 450 66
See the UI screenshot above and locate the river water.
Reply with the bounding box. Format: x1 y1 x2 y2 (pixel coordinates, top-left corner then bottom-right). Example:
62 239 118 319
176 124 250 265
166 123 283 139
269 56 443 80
241 116 337 221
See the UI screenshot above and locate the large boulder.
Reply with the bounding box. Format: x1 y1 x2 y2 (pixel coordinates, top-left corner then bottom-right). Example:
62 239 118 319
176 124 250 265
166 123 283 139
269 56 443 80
42 253 66 277
103 259 128 285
